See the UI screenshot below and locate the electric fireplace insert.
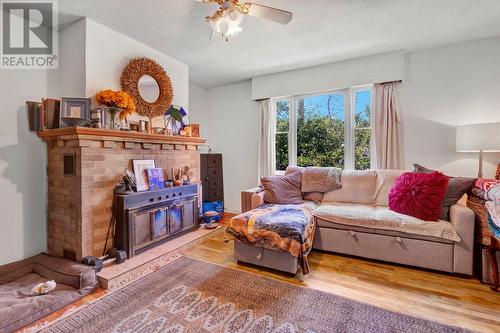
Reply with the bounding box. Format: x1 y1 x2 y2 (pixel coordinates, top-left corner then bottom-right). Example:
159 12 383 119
114 184 199 258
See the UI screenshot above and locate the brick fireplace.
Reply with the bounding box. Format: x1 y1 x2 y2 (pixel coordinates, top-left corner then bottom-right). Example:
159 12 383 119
38 127 205 260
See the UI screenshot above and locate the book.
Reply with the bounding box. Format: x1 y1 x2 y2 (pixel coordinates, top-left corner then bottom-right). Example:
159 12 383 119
26 101 41 131
38 100 45 130
146 168 165 191
42 98 60 129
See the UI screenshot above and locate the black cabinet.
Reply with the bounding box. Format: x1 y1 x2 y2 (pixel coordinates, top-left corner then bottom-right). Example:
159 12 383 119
201 153 224 203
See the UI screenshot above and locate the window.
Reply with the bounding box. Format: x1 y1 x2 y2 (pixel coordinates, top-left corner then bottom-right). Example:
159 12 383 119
274 86 372 173
275 99 289 172
353 89 372 170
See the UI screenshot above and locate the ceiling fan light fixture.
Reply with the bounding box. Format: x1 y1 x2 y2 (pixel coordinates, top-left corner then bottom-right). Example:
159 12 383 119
206 11 223 31
206 7 244 39
228 7 244 25
200 0 292 40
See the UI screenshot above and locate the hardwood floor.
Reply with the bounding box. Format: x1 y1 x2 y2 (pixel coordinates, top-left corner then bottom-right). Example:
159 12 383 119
183 216 500 333
20 214 500 332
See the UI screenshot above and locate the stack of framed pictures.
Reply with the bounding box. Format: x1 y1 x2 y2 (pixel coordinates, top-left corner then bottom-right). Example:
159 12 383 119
132 159 165 192
26 97 92 131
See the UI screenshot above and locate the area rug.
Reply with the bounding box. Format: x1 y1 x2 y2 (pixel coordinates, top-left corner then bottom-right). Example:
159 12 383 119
39 256 472 333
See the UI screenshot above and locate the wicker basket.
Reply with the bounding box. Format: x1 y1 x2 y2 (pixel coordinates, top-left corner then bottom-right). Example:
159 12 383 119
467 162 500 245
467 195 492 246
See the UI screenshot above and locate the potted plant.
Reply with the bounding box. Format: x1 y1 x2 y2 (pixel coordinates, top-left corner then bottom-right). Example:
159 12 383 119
95 89 136 130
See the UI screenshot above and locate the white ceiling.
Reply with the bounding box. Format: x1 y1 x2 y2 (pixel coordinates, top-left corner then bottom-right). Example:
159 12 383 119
58 0 500 88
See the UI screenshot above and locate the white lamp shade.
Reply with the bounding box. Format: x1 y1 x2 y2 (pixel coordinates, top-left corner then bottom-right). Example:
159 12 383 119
456 122 500 152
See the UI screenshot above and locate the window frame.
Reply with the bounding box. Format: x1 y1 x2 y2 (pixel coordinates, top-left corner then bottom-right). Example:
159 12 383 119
272 85 373 174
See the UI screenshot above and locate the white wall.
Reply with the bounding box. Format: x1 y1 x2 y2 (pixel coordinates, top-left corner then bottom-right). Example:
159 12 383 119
399 37 500 178
189 83 210 141
190 81 260 213
0 71 58 265
192 37 500 214
252 51 404 100
85 19 189 127
59 19 86 98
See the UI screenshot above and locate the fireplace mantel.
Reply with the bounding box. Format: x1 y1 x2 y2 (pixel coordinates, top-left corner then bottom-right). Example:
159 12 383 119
37 127 206 146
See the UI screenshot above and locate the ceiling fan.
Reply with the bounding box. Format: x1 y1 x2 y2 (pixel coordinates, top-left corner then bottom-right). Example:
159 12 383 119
196 0 293 40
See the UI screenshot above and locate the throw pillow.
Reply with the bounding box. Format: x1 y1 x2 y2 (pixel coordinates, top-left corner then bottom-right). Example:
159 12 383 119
301 167 342 193
413 164 476 220
388 172 449 221
261 173 303 205
284 165 304 179
284 165 324 203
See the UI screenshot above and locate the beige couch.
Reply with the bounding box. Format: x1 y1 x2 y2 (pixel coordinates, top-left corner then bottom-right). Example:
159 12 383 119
244 170 475 275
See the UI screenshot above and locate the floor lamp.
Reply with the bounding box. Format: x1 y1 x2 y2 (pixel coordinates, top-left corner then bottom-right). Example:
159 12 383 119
456 123 500 178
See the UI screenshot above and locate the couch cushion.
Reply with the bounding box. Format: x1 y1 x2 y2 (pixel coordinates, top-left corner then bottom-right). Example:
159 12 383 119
322 170 377 205
373 169 406 206
314 202 376 224
313 203 461 242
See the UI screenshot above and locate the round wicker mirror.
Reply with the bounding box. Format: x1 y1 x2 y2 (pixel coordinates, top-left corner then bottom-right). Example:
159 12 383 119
120 57 174 119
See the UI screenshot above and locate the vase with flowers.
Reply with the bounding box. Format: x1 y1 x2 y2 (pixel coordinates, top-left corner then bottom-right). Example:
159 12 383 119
95 89 136 130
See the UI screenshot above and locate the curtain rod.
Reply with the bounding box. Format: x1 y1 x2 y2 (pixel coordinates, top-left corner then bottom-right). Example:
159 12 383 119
255 80 403 101
377 79 402 85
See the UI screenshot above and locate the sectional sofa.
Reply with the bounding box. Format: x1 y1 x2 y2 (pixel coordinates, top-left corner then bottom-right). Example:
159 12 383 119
240 169 475 275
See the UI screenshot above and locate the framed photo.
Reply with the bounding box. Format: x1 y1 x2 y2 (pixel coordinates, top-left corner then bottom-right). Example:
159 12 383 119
190 124 200 137
139 120 149 133
147 168 165 191
132 159 156 192
129 121 140 132
60 98 91 128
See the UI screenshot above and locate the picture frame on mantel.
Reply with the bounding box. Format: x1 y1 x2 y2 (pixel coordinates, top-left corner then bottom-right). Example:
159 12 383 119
132 159 156 192
60 97 91 128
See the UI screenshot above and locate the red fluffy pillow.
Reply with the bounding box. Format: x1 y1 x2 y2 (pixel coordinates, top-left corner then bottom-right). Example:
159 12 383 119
388 172 449 221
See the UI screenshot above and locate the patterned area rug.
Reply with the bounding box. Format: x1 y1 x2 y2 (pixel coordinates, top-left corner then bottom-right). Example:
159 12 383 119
40 256 471 333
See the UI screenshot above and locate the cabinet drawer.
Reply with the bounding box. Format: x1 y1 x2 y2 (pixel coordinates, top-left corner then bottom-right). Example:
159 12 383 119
208 167 222 178
209 178 223 189
313 227 453 272
208 189 224 202
207 154 222 167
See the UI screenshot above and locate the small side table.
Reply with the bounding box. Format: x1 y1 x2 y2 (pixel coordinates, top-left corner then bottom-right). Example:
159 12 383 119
204 211 219 230
487 236 499 292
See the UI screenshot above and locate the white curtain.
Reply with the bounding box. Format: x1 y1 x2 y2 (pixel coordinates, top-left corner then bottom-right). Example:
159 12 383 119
258 99 276 180
373 83 403 169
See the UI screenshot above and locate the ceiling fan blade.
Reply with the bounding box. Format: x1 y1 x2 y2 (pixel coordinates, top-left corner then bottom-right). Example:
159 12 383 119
244 3 292 25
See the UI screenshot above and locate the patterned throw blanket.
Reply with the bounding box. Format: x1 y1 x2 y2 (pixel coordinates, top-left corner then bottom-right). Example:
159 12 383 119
226 203 316 274
473 179 500 201
486 201 500 239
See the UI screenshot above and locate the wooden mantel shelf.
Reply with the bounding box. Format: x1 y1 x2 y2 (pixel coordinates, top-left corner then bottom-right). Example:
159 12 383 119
37 127 206 145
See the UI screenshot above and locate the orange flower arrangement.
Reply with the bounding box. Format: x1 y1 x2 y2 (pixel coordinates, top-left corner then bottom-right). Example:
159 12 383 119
95 89 136 119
